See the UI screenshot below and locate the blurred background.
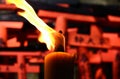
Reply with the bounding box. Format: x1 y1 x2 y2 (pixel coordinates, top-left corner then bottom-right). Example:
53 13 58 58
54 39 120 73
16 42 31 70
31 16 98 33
0 0 120 79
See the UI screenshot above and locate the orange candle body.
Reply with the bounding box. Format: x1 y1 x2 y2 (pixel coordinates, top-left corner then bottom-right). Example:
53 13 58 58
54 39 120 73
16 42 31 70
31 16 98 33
45 52 74 79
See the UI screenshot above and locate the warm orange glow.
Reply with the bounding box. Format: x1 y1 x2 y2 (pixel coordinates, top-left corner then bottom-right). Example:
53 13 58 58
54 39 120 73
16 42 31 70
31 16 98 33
6 0 65 51
38 10 96 22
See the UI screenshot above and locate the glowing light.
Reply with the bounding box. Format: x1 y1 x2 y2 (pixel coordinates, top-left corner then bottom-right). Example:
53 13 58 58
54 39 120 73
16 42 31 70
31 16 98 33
6 0 65 51
108 15 120 22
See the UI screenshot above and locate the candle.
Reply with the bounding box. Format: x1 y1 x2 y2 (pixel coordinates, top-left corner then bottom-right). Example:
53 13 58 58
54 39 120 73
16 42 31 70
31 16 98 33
45 52 74 79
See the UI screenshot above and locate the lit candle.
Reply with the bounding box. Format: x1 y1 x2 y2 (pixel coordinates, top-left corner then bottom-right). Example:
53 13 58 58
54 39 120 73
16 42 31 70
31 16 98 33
45 52 74 79
5 1 73 79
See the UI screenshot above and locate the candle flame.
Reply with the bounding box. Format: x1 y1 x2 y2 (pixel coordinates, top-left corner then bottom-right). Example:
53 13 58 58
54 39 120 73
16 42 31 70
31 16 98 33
6 0 65 51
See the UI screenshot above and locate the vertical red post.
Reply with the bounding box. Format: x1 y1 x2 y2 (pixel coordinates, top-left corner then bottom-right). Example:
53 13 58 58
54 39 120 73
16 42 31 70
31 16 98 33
0 26 7 47
55 16 67 35
17 55 26 79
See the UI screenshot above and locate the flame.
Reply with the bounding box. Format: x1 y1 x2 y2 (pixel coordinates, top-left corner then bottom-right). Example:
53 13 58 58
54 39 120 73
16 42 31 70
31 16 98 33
6 0 65 51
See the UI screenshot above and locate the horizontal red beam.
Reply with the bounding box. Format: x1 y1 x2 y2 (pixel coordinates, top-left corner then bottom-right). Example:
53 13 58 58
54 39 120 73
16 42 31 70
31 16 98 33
0 64 39 73
0 51 41 56
0 21 23 29
108 15 120 22
38 10 96 22
0 4 17 10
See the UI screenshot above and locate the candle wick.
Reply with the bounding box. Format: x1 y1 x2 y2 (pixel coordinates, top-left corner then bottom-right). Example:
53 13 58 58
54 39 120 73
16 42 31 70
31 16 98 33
59 30 63 34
